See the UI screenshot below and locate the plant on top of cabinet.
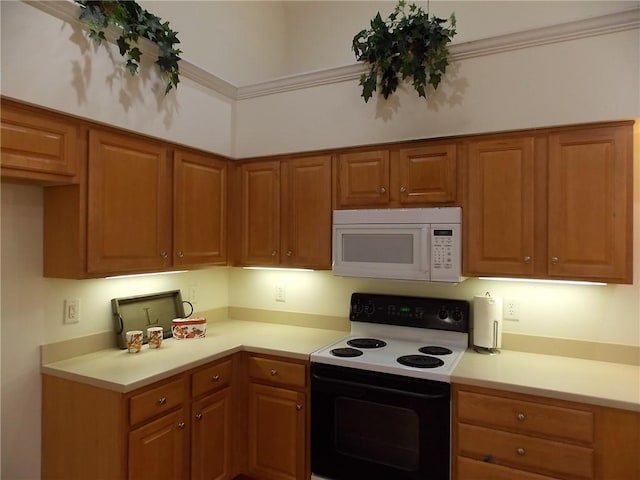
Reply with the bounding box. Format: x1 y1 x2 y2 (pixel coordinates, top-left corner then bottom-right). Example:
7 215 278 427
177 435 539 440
75 0 182 94
352 0 457 102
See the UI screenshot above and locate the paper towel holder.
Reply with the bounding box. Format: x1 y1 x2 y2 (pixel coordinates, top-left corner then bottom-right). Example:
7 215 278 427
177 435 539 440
473 292 502 355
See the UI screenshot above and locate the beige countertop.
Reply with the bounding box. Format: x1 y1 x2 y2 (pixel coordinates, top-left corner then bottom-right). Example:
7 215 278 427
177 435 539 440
41 319 347 393
453 349 640 412
42 319 640 412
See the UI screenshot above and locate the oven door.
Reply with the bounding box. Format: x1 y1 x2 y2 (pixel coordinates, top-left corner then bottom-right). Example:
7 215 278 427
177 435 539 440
311 363 451 480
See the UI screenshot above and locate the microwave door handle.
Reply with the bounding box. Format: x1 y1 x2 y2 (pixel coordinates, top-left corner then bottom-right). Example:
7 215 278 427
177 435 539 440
311 372 448 401
422 226 430 273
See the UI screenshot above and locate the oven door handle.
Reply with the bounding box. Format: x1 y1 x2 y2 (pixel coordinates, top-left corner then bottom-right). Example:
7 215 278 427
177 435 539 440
311 373 448 400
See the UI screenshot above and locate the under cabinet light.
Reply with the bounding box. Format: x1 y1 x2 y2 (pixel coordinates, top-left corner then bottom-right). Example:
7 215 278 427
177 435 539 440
105 270 188 280
478 277 607 286
243 267 314 272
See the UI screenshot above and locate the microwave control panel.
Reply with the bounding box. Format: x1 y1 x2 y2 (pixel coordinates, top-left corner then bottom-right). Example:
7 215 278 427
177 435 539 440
430 224 461 282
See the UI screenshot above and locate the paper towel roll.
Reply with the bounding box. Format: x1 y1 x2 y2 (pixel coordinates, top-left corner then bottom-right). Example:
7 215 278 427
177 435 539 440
473 295 503 349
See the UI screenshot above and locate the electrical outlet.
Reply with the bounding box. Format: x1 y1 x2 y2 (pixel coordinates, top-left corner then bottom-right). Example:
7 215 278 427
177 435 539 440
275 284 286 302
64 299 80 324
504 297 519 320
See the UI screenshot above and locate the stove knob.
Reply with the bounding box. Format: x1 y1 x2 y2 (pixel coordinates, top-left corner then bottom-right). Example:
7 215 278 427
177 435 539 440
452 310 464 322
364 303 375 315
352 302 364 315
438 309 449 320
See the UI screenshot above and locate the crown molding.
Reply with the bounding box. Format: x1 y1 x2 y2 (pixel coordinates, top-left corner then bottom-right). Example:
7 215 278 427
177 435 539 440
24 1 640 101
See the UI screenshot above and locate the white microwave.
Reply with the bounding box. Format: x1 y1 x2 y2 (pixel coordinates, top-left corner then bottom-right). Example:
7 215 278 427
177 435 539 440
332 207 463 282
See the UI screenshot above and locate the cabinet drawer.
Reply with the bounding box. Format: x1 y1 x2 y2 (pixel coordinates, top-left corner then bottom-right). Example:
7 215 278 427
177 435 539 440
248 356 306 388
458 423 594 480
457 456 563 480
457 390 594 444
129 378 185 426
192 358 233 398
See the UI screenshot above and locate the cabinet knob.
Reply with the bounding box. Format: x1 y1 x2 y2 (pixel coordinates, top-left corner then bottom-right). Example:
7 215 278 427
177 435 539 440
517 412 526 422
400 185 407 193
271 250 277 257
516 447 526 456
158 397 167 405
270 369 278 376
379 187 386 194
211 375 220 382
176 251 184 258
523 256 531 263
160 251 168 259
178 422 186 430
195 413 203 421
551 256 559 264
286 250 293 257
296 404 302 411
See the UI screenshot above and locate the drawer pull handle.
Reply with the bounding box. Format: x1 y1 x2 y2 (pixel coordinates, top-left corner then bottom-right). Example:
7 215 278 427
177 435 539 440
517 447 526 456
296 404 302 411
158 397 167 405
211 375 221 382
270 369 278 376
517 412 526 422
178 422 186 429
195 413 203 421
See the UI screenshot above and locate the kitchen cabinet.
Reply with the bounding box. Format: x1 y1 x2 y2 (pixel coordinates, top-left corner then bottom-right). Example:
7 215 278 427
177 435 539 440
237 154 332 269
1 98 80 184
86 129 173 274
452 384 640 480
44 127 228 278
174 151 228 268
42 356 238 480
246 355 308 480
463 122 633 284
336 142 457 208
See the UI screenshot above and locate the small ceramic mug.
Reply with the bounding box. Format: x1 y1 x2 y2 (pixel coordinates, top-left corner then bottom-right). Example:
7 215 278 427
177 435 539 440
126 330 143 353
147 327 163 349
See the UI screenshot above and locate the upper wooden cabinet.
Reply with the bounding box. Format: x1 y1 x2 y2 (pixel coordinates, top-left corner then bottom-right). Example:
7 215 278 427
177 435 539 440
547 125 632 283
237 155 332 269
336 142 457 208
174 151 228 268
87 129 173 275
44 127 228 278
464 123 633 284
1 99 80 184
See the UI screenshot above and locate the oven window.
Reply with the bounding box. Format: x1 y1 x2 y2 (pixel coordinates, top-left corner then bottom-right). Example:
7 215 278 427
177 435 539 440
342 234 414 264
334 397 419 471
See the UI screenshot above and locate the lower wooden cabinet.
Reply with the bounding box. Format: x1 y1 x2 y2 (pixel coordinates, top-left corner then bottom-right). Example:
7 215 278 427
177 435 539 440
246 354 308 480
42 356 237 480
453 384 640 480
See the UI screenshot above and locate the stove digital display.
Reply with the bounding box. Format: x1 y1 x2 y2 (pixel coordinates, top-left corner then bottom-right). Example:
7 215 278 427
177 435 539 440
400 306 411 313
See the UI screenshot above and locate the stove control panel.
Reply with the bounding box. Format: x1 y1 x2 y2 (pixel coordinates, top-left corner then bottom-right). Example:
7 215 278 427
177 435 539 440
350 292 469 333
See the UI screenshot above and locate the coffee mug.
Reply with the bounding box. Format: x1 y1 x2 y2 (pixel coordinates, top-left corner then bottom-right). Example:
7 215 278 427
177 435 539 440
147 327 163 349
126 330 143 353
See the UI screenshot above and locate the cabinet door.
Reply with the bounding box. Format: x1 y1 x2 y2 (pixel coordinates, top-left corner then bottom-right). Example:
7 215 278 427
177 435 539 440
174 151 227 267
239 161 281 265
282 155 332 268
394 143 457 204
337 150 389 207
464 137 536 276
191 388 233 480
87 130 171 274
129 409 188 480
1 101 79 183
248 383 305 480
547 125 632 283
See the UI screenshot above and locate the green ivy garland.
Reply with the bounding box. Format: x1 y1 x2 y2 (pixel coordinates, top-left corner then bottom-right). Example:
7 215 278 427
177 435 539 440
75 0 182 94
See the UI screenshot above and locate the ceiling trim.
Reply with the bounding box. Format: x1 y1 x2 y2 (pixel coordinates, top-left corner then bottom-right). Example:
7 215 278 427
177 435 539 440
25 1 640 102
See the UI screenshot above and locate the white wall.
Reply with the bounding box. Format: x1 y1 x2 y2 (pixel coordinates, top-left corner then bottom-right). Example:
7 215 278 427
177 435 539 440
0 1 234 156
